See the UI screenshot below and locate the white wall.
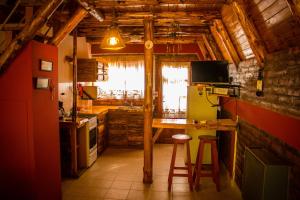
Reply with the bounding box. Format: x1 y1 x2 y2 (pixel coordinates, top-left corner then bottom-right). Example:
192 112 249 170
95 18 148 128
58 35 91 114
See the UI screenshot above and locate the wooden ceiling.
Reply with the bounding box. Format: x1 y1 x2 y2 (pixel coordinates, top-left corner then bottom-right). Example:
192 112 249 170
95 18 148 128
61 0 227 44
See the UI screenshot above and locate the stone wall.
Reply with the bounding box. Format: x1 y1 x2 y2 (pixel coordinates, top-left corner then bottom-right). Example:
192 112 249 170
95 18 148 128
229 48 300 117
224 48 300 200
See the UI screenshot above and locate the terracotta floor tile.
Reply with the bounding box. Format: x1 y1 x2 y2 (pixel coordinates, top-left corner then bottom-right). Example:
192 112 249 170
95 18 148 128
111 180 133 190
104 188 130 200
61 144 242 200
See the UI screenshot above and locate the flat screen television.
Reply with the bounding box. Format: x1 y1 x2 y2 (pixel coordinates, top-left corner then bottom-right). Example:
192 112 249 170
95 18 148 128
191 61 229 84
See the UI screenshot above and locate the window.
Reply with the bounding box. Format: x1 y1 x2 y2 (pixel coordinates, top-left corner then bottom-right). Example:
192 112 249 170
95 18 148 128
95 56 144 99
162 62 189 118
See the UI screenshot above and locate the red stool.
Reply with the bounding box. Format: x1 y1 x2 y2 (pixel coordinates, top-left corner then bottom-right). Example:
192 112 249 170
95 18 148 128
193 135 220 191
168 134 193 191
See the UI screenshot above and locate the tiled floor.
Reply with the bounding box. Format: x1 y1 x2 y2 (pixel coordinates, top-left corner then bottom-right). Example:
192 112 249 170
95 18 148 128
62 144 242 200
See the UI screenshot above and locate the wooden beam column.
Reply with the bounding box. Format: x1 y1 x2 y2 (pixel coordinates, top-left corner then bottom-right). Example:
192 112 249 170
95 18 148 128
51 7 88 46
143 18 154 184
231 1 266 67
72 29 78 122
0 0 63 73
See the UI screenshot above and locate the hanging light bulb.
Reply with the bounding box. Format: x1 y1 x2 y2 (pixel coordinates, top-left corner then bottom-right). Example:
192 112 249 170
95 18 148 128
100 25 126 50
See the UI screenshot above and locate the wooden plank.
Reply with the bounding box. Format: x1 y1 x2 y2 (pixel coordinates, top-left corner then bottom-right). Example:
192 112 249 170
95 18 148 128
143 18 154 184
202 34 217 60
231 1 267 67
51 7 88 46
0 0 63 72
214 19 241 65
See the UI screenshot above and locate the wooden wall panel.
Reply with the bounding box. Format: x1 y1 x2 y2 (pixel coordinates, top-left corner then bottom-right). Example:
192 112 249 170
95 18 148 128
222 5 255 60
246 0 300 52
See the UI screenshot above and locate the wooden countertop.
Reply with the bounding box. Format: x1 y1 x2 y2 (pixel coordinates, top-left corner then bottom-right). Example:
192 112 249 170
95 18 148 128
78 106 119 115
78 106 143 115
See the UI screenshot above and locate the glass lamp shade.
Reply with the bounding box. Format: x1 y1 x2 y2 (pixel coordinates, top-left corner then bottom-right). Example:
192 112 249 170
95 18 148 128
100 26 126 50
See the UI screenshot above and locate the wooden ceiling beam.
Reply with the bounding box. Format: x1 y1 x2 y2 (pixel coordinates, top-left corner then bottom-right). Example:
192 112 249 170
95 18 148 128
197 40 211 60
77 0 104 22
231 1 266 67
285 0 300 24
101 11 221 20
86 36 202 44
202 34 217 60
214 19 240 65
50 7 88 46
0 0 64 73
210 23 235 65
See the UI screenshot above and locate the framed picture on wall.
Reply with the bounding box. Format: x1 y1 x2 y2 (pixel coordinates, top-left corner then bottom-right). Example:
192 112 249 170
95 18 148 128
35 77 49 89
40 60 53 71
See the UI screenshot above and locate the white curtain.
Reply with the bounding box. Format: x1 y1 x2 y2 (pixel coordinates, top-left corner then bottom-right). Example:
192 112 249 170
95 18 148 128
162 62 189 118
95 56 144 99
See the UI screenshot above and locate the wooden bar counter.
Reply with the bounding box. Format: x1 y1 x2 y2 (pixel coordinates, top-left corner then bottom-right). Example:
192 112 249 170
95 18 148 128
152 118 237 144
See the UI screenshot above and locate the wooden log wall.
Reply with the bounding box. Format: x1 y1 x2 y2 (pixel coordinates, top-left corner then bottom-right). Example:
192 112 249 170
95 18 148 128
245 0 300 52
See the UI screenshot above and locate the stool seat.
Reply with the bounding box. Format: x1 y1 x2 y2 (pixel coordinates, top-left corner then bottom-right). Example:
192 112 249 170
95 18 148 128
172 134 192 142
168 134 193 191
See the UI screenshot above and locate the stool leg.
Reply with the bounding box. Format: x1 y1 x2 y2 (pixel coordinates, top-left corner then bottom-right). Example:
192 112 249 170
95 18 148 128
193 140 201 181
194 140 204 191
168 142 177 191
212 141 220 192
186 141 193 191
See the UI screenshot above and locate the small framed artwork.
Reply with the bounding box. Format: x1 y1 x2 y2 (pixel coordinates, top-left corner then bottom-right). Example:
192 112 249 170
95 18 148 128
35 77 49 89
40 60 53 72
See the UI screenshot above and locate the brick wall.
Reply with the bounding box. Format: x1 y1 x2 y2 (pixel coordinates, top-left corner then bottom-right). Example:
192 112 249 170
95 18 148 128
224 48 300 200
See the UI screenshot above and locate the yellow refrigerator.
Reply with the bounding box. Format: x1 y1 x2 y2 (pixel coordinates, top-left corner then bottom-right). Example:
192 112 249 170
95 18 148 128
185 86 218 164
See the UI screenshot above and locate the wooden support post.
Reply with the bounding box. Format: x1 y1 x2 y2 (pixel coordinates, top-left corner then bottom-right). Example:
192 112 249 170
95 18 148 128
155 60 163 117
197 40 211 60
143 18 154 184
214 19 241 66
72 29 78 122
210 23 235 65
202 34 217 60
231 1 266 67
0 0 63 73
51 7 88 46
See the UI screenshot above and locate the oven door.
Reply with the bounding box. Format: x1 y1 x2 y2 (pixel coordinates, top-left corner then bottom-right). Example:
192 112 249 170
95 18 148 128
89 128 97 152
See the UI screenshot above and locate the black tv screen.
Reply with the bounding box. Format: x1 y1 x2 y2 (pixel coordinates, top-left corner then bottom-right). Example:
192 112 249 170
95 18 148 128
191 61 229 84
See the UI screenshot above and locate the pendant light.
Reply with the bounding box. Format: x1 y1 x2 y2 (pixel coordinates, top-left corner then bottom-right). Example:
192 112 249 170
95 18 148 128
100 10 125 50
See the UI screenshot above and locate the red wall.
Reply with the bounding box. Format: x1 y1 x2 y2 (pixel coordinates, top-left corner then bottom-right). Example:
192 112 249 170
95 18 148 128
221 97 300 151
0 41 61 200
92 43 204 60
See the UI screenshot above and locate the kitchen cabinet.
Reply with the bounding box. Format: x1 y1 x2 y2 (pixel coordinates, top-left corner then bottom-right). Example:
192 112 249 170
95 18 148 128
77 58 98 82
59 118 89 177
97 113 108 155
